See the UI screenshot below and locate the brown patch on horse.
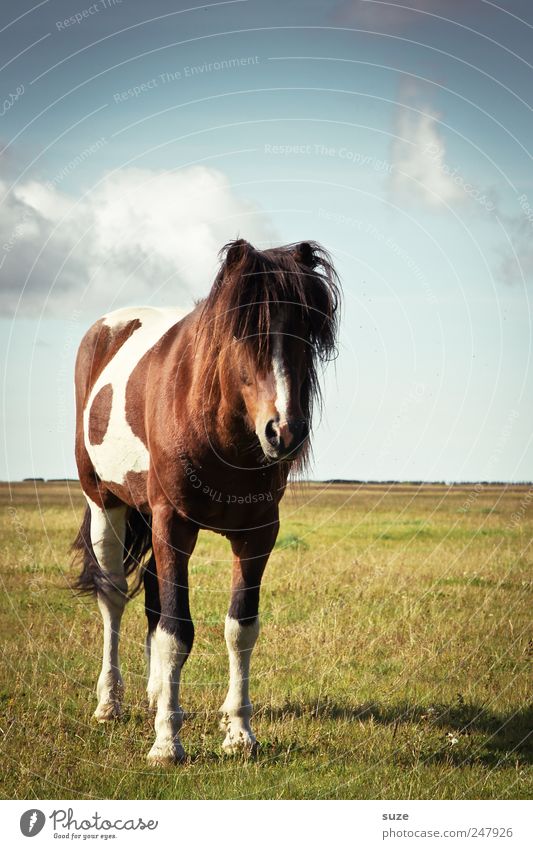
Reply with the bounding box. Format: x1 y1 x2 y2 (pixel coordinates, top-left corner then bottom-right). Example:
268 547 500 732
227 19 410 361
123 471 150 511
124 354 149 447
88 383 113 445
103 471 150 512
77 318 142 402
124 315 195 449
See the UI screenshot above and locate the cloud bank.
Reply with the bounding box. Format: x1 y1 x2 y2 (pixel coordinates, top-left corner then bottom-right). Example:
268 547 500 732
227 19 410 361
0 165 275 317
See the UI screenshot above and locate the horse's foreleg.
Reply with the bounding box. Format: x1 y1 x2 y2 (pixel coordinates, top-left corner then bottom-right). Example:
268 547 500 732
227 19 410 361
143 557 161 708
220 614 260 752
220 526 278 753
87 501 128 722
146 504 197 766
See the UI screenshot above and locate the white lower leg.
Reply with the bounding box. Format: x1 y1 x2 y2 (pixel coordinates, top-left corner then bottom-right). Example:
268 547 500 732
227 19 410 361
88 502 127 722
94 594 125 720
146 629 162 709
147 627 187 765
219 615 259 751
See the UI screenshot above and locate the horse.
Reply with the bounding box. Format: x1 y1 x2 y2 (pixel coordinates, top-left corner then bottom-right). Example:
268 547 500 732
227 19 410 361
72 238 340 765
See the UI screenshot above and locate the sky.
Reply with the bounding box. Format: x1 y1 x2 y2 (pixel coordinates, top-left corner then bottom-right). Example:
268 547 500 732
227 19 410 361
0 0 532 481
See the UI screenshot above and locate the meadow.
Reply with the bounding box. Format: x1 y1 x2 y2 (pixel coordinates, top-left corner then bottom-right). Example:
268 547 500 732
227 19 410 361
0 480 531 800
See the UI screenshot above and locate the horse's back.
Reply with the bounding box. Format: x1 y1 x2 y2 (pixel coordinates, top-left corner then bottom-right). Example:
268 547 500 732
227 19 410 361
75 306 186 499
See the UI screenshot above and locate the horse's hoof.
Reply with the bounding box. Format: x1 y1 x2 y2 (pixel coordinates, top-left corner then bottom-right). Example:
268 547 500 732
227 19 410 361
146 743 186 766
93 702 122 722
222 731 258 756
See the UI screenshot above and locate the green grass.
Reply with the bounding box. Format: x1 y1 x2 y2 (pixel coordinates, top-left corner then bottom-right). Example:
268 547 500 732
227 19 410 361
0 481 531 799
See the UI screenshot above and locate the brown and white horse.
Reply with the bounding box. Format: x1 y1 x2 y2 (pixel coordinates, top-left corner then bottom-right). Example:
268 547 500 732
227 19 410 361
72 239 340 764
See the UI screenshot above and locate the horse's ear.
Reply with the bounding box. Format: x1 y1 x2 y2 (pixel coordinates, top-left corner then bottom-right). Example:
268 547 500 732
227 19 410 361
293 241 316 269
223 238 254 268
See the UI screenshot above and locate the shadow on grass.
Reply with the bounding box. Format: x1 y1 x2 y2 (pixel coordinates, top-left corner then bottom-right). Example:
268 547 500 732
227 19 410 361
261 700 533 766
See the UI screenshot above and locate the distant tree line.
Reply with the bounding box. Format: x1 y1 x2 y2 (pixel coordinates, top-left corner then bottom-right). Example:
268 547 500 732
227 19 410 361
11 477 532 486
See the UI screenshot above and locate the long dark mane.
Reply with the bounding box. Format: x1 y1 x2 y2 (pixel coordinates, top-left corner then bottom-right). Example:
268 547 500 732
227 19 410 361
196 239 340 452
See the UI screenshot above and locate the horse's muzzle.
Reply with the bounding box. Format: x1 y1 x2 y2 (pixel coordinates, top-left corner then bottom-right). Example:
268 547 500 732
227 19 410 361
263 417 309 460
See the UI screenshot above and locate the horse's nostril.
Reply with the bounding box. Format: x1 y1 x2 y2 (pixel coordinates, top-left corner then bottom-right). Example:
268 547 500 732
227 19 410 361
265 419 279 446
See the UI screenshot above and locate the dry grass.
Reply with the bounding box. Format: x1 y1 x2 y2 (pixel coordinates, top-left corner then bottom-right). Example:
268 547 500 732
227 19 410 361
0 480 531 799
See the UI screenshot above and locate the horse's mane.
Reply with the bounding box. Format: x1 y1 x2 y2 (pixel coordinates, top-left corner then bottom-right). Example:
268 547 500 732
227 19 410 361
195 239 341 467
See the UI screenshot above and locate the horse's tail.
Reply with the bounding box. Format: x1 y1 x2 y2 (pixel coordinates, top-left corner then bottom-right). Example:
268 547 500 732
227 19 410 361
71 506 153 599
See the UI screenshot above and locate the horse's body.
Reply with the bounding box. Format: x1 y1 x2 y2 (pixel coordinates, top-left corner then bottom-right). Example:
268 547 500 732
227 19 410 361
73 239 339 764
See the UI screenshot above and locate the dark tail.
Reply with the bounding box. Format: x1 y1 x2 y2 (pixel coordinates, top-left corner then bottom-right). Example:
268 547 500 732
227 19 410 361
71 506 153 599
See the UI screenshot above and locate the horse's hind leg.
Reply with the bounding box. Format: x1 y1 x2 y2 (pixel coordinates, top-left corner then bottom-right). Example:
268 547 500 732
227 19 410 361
86 500 128 722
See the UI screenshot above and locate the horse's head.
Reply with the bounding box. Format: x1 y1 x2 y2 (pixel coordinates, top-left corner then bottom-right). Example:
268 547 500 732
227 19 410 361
200 239 340 466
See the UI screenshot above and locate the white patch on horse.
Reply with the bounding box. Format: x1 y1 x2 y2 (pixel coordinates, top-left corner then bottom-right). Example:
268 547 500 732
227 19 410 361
146 629 162 709
147 626 188 764
219 615 259 751
84 307 185 485
272 332 290 421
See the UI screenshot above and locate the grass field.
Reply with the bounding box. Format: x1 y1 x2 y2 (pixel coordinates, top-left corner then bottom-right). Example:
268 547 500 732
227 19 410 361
0 480 531 800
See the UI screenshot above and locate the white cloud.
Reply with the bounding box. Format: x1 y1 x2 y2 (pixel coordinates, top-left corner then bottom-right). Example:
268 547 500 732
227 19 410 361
0 166 276 317
388 106 464 207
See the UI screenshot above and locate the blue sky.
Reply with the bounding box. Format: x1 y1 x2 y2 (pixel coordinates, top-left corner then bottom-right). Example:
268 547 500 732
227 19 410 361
1 0 532 481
